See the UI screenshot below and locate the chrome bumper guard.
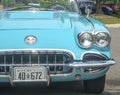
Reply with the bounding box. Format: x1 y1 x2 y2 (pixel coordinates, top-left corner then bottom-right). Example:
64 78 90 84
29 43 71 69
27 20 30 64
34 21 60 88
68 59 116 68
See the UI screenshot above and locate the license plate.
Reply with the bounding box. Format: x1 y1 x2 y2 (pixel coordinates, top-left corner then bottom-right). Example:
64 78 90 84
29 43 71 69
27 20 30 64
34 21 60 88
12 66 47 82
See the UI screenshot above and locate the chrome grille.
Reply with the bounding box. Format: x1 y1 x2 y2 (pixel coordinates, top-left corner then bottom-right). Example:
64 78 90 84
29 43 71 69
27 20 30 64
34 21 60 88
0 50 73 74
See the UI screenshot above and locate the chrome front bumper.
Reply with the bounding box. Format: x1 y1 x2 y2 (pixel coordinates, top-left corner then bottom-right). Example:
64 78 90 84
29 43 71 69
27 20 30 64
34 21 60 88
0 59 115 67
0 59 116 84
0 50 116 85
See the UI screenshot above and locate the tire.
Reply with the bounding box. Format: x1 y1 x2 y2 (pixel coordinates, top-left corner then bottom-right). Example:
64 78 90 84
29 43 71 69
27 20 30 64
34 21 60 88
84 75 105 93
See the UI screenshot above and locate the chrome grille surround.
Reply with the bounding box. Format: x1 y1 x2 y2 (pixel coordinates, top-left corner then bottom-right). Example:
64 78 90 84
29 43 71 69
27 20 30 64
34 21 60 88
0 49 74 75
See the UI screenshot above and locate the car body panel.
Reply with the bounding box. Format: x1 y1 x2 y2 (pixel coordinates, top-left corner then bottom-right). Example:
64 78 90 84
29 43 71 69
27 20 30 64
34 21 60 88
0 0 115 86
0 11 72 29
0 11 111 60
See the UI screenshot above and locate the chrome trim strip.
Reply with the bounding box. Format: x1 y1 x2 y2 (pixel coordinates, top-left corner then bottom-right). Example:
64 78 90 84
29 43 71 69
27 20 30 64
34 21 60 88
81 51 104 60
0 59 115 67
68 60 115 68
0 49 75 59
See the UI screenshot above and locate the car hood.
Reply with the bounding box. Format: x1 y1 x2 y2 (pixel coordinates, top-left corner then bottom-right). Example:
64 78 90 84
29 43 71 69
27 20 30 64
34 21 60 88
0 11 72 29
0 11 100 53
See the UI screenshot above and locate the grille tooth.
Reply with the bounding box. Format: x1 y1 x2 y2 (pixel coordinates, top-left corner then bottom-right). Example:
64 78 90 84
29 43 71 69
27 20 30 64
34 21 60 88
48 54 55 63
0 55 4 64
31 55 38 64
0 50 73 74
14 54 21 64
23 54 29 64
40 54 46 63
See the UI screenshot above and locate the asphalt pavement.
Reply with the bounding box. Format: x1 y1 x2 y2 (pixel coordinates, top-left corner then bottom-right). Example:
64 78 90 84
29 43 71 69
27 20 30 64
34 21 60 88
105 27 120 94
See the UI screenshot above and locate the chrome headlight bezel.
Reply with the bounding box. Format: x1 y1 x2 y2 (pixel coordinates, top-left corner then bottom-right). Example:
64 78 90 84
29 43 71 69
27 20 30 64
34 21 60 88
78 31 111 49
95 32 111 48
78 32 94 48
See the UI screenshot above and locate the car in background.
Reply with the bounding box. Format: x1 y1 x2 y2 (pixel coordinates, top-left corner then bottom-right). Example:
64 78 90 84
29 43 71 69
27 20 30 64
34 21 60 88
77 0 113 15
102 5 113 15
77 0 96 14
103 4 119 13
102 0 119 13
0 0 115 94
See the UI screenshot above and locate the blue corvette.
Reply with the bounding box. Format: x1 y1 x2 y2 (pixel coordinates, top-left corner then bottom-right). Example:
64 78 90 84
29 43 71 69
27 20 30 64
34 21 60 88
0 0 115 93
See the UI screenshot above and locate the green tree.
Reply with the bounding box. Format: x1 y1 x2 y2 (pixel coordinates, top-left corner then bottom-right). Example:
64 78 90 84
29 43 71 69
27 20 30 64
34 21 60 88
1 0 13 7
118 0 120 9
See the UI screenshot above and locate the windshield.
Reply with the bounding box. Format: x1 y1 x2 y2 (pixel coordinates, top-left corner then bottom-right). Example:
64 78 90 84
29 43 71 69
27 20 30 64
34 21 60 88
0 0 79 12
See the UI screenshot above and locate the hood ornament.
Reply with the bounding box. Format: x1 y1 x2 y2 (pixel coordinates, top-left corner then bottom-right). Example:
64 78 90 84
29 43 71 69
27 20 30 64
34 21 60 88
85 5 92 18
25 35 37 45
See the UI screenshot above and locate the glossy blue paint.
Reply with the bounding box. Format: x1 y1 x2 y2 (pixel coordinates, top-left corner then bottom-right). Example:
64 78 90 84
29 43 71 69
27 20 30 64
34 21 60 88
0 10 113 83
88 17 109 32
0 11 71 29
0 11 111 59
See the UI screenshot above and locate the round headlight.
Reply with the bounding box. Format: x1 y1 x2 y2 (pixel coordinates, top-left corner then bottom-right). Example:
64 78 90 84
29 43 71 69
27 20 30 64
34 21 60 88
78 32 93 48
95 32 111 48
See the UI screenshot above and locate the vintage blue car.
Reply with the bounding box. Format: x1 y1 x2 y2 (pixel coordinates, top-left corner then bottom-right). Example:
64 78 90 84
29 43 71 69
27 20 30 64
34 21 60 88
0 0 115 93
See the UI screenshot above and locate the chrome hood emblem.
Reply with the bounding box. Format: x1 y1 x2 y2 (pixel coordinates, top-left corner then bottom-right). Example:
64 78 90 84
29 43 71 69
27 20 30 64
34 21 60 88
25 35 37 45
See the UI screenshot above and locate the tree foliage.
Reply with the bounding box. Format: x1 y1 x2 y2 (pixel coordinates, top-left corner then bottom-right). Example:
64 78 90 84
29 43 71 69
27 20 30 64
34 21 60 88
1 0 13 5
1 0 71 8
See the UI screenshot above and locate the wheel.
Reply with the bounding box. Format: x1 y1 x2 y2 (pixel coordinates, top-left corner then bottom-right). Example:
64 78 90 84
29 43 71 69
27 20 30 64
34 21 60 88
84 75 105 93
